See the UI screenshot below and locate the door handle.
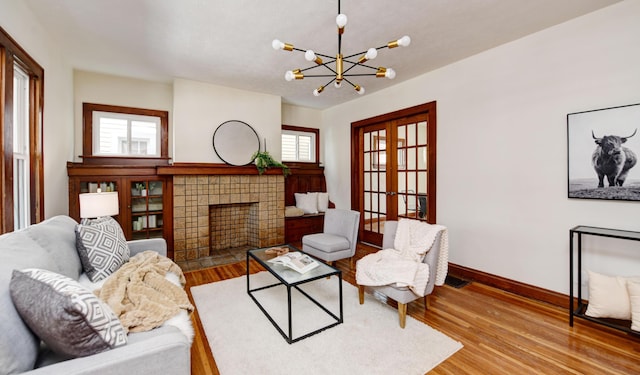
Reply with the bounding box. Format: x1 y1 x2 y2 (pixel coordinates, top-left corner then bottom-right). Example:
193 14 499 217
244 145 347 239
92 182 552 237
386 192 396 196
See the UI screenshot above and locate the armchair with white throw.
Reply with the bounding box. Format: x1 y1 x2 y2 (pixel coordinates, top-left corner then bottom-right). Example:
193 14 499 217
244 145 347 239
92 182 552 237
356 219 449 328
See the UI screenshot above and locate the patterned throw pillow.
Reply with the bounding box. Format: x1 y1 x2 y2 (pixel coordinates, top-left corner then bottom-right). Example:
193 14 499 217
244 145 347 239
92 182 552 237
75 216 129 282
9 269 127 358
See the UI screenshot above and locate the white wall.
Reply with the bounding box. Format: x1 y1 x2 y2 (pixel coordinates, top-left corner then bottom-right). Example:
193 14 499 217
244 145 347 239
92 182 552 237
0 0 74 217
73 71 174 162
173 79 281 163
322 0 640 295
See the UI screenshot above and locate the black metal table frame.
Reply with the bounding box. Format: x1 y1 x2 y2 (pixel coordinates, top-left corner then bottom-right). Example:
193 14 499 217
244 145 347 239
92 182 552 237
569 225 640 335
246 248 343 344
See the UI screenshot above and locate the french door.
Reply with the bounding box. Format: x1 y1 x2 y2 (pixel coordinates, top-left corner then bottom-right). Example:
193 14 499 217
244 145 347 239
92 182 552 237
351 102 437 246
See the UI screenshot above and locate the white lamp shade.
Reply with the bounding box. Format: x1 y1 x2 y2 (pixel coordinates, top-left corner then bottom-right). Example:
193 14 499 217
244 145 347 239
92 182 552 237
79 191 119 218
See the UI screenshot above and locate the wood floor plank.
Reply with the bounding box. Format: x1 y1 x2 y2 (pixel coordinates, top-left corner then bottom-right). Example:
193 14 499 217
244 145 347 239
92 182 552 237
184 243 640 374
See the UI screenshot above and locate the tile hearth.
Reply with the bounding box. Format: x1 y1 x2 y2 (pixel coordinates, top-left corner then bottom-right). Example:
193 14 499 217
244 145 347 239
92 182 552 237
176 245 252 271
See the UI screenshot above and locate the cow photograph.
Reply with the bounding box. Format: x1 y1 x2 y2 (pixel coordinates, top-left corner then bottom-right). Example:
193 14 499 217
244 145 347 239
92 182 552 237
568 103 640 201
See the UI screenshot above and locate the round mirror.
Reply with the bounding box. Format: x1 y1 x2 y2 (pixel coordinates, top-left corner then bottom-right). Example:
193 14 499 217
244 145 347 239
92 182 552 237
212 120 261 166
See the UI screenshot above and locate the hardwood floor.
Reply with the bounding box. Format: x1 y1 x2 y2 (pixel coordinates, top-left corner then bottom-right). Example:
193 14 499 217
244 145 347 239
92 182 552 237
184 243 640 374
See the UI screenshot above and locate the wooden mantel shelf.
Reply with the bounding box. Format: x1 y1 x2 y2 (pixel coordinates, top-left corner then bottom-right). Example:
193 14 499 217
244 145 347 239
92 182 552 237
156 163 284 176
68 162 282 176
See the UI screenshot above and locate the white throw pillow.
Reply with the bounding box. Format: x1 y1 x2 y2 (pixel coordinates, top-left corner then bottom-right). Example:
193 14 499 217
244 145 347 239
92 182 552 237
295 193 318 214
627 281 640 331
585 270 631 320
316 192 329 212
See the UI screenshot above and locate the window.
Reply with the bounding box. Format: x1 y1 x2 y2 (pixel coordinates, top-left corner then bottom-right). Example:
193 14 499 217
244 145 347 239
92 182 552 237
281 125 319 163
13 65 31 229
92 111 160 157
82 103 169 164
0 26 45 232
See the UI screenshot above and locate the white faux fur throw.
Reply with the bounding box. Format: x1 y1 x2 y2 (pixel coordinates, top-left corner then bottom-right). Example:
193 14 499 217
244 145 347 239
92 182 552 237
356 220 449 297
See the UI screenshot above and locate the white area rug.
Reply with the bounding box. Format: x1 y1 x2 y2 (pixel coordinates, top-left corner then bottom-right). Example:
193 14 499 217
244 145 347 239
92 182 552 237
191 271 462 375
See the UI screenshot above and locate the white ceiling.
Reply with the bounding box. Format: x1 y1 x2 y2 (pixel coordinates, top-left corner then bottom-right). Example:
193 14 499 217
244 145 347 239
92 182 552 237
23 0 620 110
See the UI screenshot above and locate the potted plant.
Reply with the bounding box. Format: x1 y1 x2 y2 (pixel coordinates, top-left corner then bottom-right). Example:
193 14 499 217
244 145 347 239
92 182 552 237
251 151 290 177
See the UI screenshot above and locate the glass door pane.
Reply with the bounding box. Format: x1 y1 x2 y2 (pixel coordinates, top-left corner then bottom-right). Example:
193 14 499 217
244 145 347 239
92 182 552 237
397 117 429 221
362 126 388 241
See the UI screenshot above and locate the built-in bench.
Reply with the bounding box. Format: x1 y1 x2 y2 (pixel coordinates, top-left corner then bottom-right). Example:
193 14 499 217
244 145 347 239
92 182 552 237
284 164 333 243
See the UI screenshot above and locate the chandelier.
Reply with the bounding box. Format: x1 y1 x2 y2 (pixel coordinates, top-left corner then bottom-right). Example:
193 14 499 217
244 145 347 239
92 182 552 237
272 0 410 96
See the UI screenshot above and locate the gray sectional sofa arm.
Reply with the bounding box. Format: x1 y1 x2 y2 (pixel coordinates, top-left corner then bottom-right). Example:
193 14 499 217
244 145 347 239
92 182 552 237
127 238 168 257
24 326 191 375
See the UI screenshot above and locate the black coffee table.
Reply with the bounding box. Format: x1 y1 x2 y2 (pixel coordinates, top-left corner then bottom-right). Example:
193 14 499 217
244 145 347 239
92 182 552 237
246 245 343 344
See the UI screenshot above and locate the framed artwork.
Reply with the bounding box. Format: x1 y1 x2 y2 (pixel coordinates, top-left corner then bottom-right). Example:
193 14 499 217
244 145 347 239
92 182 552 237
567 103 640 201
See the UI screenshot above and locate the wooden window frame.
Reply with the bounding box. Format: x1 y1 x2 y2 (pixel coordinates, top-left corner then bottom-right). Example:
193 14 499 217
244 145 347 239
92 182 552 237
0 26 45 232
82 103 170 166
281 124 320 168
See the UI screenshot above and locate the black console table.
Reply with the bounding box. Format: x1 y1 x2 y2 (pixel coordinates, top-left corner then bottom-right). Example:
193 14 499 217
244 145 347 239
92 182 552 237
569 225 640 334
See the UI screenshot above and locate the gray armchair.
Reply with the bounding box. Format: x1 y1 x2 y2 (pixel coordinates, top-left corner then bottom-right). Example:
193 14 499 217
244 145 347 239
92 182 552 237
357 220 444 328
302 209 360 267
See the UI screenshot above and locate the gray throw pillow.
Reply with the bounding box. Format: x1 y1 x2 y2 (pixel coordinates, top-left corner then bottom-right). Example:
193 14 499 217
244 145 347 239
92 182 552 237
9 268 127 358
75 216 129 282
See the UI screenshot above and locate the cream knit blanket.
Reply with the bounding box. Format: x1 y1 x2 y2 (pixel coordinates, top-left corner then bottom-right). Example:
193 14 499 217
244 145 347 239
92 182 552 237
95 250 194 333
356 220 449 297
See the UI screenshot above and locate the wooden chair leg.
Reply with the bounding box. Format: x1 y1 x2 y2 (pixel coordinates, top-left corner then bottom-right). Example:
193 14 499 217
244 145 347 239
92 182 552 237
424 295 430 310
349 256 354 269
398 303 407 328
358 285 365 304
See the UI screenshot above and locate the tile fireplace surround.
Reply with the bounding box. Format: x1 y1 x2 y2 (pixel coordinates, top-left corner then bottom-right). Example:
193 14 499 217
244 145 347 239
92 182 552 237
172 175 285 262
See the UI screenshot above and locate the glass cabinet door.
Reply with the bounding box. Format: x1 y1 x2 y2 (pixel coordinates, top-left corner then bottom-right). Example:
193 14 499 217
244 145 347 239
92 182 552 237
130 180 164 240
80 180 117 194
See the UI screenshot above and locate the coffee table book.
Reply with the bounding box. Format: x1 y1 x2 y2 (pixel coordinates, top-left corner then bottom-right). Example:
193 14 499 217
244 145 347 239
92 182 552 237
268 251 319 274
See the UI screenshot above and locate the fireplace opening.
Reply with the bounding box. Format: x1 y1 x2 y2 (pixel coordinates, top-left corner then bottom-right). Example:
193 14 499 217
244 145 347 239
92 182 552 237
209 202 259 252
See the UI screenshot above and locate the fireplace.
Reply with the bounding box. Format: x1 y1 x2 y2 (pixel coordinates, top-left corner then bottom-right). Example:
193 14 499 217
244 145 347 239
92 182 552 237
172 174 285 262
209 202 259 251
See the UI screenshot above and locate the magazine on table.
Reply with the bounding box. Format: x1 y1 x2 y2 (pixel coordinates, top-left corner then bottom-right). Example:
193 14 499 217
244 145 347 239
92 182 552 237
268 251 319 274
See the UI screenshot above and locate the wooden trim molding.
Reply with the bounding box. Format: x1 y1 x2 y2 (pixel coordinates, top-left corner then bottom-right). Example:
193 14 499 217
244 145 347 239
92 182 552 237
82 102 170 162
156 162 283 176
448 263 569 308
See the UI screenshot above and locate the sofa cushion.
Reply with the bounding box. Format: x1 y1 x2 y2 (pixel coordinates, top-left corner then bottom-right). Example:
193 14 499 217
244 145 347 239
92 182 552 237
295 192 318 214
314 192 330 212
302 233 350 253
75 216 130 282
10 268 127 358
0 231 60 373
23 215 83 279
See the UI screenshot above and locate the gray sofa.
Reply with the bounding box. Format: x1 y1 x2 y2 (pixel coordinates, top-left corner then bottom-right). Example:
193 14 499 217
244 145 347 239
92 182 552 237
0 215 191 375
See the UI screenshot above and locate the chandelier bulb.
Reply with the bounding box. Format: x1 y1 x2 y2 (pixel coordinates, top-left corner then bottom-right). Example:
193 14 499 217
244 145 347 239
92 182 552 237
355 85 365 95
366 48 378 60
398 35 411 47
359 47 379 64
385 68 396 79
336 14 348 28
305 50 316 62
272 39 284 50
285 71 294 81
334 81 342 88
304 50 323 65
313 86 325 96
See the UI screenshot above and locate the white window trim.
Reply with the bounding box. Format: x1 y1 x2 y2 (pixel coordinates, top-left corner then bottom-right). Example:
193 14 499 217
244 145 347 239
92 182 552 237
92 111 161 157
281 129 316 163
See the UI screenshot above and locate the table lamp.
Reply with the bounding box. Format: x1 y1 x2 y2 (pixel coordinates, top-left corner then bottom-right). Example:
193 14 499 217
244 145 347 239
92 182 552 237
79 189 119 219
